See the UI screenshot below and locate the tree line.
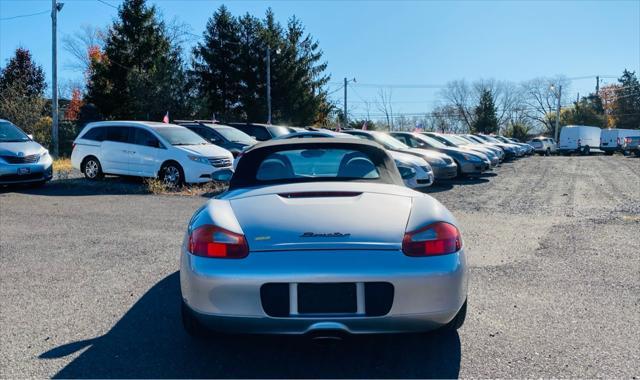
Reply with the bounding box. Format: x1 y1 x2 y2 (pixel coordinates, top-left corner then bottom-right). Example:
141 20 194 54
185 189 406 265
84 0 330 126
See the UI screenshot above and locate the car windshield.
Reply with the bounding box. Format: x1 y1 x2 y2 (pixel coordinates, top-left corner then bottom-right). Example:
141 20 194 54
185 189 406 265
216 126 255 144
465 135 485 143
480 135 500 143
417 134 448 148
373 132 409 150
256 148 380 181
151 126 208 145
0 121 30 142
267 126 291 137
447 135 470 145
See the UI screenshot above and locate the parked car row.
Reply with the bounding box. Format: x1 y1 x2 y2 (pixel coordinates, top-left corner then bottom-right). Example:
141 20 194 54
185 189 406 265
6 117 636 189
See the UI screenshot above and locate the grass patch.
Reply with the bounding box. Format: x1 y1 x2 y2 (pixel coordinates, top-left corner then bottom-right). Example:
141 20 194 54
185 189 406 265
145 178 227 197
53 158 73 180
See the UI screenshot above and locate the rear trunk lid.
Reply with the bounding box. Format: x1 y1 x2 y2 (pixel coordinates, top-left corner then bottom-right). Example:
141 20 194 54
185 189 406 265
228 186 413 251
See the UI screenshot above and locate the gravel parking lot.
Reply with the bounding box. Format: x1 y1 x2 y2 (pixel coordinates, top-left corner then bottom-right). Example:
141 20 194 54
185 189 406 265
1 155 639 378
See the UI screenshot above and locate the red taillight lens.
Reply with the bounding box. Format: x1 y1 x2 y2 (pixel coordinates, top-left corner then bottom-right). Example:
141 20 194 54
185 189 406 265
188 225 249 258
402 222 462 257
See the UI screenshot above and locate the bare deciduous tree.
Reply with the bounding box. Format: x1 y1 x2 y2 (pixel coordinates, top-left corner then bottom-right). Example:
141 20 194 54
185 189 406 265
520 76 569 134
63 25 105 73
376 88 394 130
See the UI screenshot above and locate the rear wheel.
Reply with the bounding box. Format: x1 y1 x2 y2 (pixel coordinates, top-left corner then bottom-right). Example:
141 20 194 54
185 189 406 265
442 300 467 331
82 157 103 180
545 148 551 156
581 146 590 155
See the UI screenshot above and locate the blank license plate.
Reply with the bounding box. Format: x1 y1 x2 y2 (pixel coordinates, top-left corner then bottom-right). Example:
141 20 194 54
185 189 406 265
17 167 30 175
298 283 357 314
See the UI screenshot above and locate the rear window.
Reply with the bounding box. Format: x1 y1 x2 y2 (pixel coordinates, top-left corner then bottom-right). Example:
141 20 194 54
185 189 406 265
256 148 379 181
82 127 106 141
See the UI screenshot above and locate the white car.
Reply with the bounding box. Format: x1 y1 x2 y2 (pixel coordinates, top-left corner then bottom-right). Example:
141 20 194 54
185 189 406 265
71 121 234 186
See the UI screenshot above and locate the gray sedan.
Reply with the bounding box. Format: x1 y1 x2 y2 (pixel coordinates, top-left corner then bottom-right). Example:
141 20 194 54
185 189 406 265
0 119 53 186
391 132 489 177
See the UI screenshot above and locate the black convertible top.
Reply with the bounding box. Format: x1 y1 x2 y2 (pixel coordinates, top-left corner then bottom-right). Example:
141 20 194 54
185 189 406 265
229 138 403 190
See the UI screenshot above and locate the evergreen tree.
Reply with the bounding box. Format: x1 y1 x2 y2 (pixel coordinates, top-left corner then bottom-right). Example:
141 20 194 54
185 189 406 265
86 0 189 120
0 48 46 97
0 48 46 132
613 69 640 129
471 89 499 134
191 5 242 120
190 7 331 125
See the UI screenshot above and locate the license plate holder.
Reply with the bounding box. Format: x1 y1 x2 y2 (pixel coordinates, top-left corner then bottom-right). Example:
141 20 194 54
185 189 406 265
297 283 357 314
17 167 31 175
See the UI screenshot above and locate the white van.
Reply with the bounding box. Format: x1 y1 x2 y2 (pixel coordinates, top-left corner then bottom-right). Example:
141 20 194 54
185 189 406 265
558 125 601 155
600 129 640 155
71 121 234 186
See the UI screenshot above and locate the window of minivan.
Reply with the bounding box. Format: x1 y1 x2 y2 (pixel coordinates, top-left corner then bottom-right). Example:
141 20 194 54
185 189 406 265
132 128 162 148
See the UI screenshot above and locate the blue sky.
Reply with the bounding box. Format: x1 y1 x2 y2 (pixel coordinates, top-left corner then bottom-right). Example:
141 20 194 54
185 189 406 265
1 0 639 116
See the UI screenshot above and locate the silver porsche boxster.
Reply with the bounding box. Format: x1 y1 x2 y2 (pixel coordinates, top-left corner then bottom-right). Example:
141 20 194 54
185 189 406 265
180 138 468 337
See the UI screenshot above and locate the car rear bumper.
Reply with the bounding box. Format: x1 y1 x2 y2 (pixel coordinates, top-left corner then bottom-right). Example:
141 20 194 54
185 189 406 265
180 245 468 334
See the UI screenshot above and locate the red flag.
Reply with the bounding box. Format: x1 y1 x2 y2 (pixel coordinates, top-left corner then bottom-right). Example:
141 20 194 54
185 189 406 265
162 111 169 123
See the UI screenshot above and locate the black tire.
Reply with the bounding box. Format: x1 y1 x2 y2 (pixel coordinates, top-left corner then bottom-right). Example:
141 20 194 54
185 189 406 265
442 300 467 331
604 151 614 156
181 300 210 338
545 148 551 156
581 146 590 156
82 157 104 180
159 162 185 187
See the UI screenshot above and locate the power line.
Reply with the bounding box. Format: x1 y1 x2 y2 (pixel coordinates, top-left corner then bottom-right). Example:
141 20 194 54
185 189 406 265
96 0 118 9
0 10 49 21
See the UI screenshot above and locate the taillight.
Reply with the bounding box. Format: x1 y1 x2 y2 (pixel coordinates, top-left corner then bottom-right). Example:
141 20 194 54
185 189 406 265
402 222 462 257
188 225 249 258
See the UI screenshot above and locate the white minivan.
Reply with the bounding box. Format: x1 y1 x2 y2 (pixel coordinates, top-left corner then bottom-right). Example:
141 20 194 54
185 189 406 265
71 121 234 186
558 125 601 155
600 128 640 155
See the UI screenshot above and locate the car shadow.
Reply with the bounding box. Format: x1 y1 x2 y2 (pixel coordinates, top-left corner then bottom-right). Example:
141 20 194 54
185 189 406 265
424 176 490 193
41 272 461 379
1 177 226 198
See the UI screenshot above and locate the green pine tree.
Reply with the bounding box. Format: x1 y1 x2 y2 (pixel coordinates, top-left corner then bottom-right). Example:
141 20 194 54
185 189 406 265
472 89 499 134
86 0 189 120
0 48 46 97
191 5 242 120
613 69 640 129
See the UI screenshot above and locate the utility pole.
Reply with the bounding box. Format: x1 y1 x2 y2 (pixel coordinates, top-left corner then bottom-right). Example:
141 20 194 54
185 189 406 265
343 77 347 129
554 85 562 142
266 47 271 125
596 75 600 95
51 0 63 157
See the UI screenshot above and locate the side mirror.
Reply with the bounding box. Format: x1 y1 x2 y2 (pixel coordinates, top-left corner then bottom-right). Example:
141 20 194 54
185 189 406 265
211 168 234 182
27 134 34 140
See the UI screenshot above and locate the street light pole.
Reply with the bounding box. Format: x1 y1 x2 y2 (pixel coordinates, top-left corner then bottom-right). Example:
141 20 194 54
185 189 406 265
266 47 271 125
51 0 63 157
343 77 347 129
554 85 562 142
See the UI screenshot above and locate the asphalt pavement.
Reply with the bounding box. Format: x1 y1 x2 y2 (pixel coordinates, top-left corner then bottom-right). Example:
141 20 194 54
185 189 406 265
1 154 638 378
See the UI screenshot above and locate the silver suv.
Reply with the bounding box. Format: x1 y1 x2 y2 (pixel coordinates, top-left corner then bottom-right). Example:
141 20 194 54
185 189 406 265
528 137 557 156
